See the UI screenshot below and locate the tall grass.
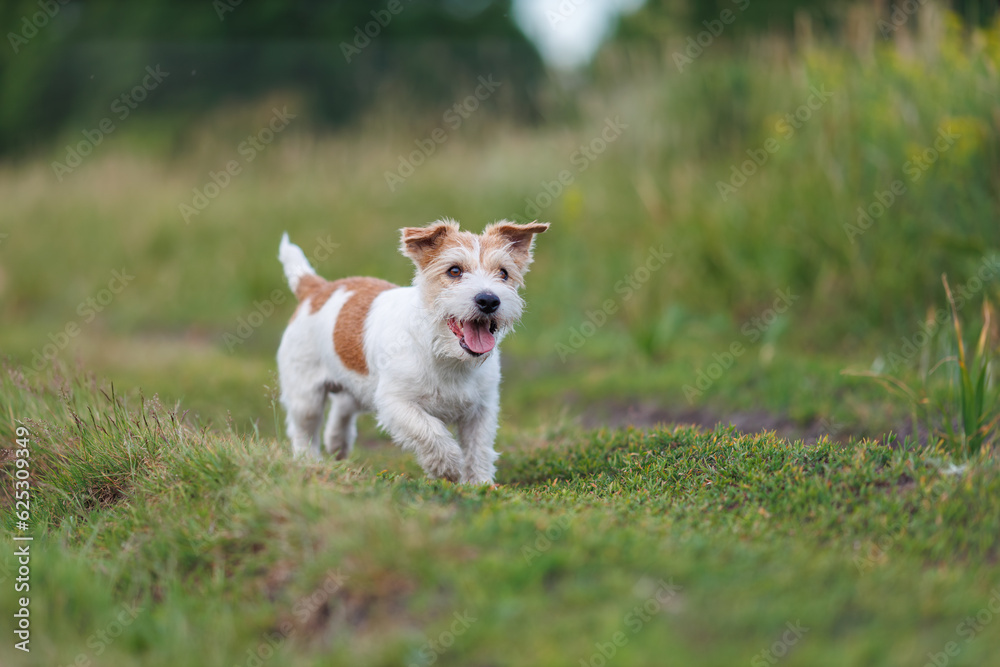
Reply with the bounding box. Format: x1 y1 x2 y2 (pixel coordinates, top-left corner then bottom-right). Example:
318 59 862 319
940 275 998 454
1 7 997 363
844 274 999 456
0 5 996 443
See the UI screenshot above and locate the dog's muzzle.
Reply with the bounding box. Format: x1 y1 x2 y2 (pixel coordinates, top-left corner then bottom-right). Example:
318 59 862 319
448 317 498 356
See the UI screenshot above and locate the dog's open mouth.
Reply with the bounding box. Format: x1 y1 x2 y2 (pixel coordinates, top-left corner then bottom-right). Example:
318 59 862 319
447 318 498 356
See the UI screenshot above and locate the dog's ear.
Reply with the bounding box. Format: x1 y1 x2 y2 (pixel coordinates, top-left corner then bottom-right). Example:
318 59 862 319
400 220 459 269
484 221 549 271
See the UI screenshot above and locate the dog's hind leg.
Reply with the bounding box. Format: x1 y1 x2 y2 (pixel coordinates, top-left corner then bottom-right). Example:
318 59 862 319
277 316 330 459
324 392 360 460
281 383 327 460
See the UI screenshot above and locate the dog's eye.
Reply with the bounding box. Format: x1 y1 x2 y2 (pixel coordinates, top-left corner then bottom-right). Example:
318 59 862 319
499 268 509 281
447 266 463 278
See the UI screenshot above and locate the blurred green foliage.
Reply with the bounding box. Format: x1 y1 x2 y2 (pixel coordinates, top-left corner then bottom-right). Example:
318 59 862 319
618 0 998 39
0 2 998 435
0 0 545 155
4 1 998 158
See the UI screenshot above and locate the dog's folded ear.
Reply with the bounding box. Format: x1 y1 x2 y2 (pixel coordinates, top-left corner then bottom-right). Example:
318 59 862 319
484 221 550 271
400 220 460 268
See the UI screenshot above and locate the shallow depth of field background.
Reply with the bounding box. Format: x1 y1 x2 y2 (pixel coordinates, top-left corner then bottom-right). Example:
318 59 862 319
0 0 997 437
2 1 1000 666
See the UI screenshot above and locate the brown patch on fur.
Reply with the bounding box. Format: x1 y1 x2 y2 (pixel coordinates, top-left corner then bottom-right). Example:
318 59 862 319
400 220 458 269
413 230 477 306
294 275 339 313
331 277 396 374
399 219 549 309
290 274 395 373
482 221 549 274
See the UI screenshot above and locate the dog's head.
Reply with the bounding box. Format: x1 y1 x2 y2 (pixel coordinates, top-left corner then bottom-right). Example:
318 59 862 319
400 219 549 361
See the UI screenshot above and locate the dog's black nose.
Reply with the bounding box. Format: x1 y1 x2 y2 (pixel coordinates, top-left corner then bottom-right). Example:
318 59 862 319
475 292 500 314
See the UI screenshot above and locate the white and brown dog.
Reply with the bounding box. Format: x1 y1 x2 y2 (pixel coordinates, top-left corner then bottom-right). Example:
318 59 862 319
276 219 548 485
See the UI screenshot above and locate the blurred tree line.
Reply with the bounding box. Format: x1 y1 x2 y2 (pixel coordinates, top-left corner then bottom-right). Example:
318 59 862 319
1 0 996 157
617 0 997 40
0 0 545 156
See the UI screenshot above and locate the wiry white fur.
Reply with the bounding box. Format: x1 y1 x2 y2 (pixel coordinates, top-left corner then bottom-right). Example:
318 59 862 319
275 222 547 485
277 286 354 458
415 239 523 362
278 232 315 293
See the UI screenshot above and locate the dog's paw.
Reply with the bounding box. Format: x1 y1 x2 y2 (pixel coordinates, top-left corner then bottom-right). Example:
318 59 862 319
419 448 464 483
461 457 497 486
460 473 496 486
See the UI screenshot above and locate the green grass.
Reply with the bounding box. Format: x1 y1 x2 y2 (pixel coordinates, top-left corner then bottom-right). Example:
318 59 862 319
3 368 1000 667
1 14 998 438
2 10 1000 666
846 276 1000 456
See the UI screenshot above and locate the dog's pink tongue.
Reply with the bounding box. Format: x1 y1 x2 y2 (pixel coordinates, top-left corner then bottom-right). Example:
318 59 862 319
462 321 495 354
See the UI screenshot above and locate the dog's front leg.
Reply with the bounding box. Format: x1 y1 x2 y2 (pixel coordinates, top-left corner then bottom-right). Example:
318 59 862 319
376 392 464 482
457 400 500 485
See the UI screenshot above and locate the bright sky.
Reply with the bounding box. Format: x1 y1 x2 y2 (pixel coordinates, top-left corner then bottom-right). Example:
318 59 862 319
512 0 646 70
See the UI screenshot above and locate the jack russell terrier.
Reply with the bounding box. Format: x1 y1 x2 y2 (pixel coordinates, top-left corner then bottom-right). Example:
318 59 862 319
277 219 548 485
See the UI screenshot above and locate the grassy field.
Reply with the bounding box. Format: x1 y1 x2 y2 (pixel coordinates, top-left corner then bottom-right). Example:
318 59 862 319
2 10 998 439
3 369 1000 666
2 7 1000 666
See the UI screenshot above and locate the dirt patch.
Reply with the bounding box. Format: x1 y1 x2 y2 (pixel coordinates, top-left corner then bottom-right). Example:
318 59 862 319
578 399 881 445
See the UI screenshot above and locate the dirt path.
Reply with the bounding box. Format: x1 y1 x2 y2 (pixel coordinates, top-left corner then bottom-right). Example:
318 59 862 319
579 400 887 445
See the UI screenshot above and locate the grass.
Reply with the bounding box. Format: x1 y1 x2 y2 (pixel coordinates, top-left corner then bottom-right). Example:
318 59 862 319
1 10 998 438
941 278 1000 454
2 6 1000 665
846 275 1000 456
3 367 1000 666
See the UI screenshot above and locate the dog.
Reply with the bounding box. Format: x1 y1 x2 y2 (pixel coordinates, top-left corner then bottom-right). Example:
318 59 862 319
276 219 548 485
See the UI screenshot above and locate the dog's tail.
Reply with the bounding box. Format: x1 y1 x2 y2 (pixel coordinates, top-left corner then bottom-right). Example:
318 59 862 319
278 233 316 294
